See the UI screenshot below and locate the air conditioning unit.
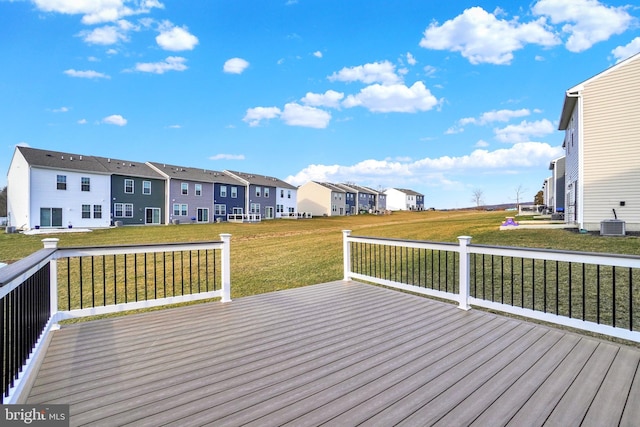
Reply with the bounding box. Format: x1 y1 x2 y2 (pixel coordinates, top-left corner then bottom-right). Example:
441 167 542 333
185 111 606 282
600 219 626 236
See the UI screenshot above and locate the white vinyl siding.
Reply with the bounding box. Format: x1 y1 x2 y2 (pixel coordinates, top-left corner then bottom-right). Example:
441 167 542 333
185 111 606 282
580 57 640 230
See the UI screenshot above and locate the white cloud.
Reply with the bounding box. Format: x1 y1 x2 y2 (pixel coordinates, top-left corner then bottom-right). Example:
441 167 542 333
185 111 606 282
343 81 439 113
420 6 560 65
64 69 110 79
328 60 402 85
33 0 164 25
301 90 344 109
156 23 198 51
406 52 417 65
52 106 69 113
460 108 531 126
475 140 490 147
612 37 640 63
106 48 118 55
78 119 88 124
80 22 130 45
223 57 250 74
313 51 323 58
102 114 127 126
209 154 245 160
286 142 563 186
242 106 281 127
532 0 633 52
494 118 555 143
133 56 187 74
280 103 331 129
167 124 181 129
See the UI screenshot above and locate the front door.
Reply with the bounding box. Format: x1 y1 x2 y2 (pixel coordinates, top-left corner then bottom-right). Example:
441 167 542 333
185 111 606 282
145 208 161 224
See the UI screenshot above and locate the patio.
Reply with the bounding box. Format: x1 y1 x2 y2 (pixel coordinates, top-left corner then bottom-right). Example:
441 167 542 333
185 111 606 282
26 280 640 426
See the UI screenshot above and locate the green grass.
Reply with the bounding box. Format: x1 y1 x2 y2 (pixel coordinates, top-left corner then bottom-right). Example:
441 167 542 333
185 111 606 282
2 210 640 302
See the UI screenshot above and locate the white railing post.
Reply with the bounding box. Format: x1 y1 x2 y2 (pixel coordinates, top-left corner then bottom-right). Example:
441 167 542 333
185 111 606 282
343 230 352 281
457 236 472 311
219 233 232 302
42 238 60 323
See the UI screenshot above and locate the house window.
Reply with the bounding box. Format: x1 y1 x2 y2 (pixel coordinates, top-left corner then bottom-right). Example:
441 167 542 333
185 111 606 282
264 187 270 198
82 204 91 219
220 185 227 197
250 203 260 214
288 207 295 213
81 177 90 192
288 190 291 199
231 186 237 198
124 179 134 194
143 181 151 195
280 189 284 198
276 204 283 213
93 205 102 219
181 183 188 195
255 187 261 197
195 184 202 196
173 204 188 216
215 204 226 215
114 203 133 218
56 175 66 190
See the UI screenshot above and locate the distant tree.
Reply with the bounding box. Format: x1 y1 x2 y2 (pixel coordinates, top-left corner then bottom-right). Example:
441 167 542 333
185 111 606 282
471 188 484 209
514 184 527 208
0 186 6 216
534 190 544 205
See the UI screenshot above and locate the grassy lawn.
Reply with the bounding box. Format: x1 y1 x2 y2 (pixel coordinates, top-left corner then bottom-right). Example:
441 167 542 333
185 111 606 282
2 210 640 301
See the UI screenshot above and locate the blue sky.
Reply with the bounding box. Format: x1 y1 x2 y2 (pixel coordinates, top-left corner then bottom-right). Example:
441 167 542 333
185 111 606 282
1 0 639 208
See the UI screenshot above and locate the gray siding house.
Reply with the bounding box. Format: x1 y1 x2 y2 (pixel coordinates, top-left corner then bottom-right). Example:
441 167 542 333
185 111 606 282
95 157 166 225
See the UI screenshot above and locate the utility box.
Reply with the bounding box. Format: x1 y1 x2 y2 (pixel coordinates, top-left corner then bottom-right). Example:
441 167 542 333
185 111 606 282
600 219 626 236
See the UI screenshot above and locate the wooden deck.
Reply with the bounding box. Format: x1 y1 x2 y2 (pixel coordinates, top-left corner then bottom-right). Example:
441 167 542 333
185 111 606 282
27 280 640 426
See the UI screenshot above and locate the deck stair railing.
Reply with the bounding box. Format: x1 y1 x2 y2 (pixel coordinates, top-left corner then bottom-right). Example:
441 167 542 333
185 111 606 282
343 230 640 344
0 234 231 404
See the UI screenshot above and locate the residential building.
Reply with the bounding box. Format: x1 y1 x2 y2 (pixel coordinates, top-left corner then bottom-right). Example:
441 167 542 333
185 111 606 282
7 146 112 230
558 52 640 231
542 176 554 211
297 181 347 216
96 157 165 226
148 163 244 223
548 156 565 214
276 181 298 218
225 171 296 220
385 188 425 211
339 183 379 213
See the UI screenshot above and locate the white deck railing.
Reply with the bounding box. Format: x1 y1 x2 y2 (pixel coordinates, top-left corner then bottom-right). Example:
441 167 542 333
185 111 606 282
0 234 231 404
343 230 640 343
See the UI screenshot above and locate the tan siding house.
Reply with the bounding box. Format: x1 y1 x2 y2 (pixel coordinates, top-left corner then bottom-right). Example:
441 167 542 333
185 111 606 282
297 181 346 216
558 52 640 231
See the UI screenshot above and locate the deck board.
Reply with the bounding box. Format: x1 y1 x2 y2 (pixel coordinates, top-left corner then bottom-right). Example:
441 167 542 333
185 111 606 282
26 280 640 426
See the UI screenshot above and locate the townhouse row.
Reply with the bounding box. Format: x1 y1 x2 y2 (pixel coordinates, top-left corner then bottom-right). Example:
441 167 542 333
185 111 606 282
7 146 297 229
6 146 426 230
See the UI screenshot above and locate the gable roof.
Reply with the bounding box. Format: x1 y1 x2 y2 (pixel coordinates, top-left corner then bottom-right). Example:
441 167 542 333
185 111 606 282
315 181 346 193
339 183 376 194
17 146 110 174
559 51 640 130
148 162 241 184
94 157 164 180
225 170 296 189
388 188 424 196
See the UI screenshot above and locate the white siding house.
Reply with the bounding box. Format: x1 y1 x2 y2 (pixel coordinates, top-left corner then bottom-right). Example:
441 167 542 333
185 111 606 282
276 183 298 218
558 52 640 231
7 146 112 230
384 188 424 211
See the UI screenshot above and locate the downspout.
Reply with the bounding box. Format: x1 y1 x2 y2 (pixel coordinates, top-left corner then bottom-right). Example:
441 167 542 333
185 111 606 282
566 90 583 229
